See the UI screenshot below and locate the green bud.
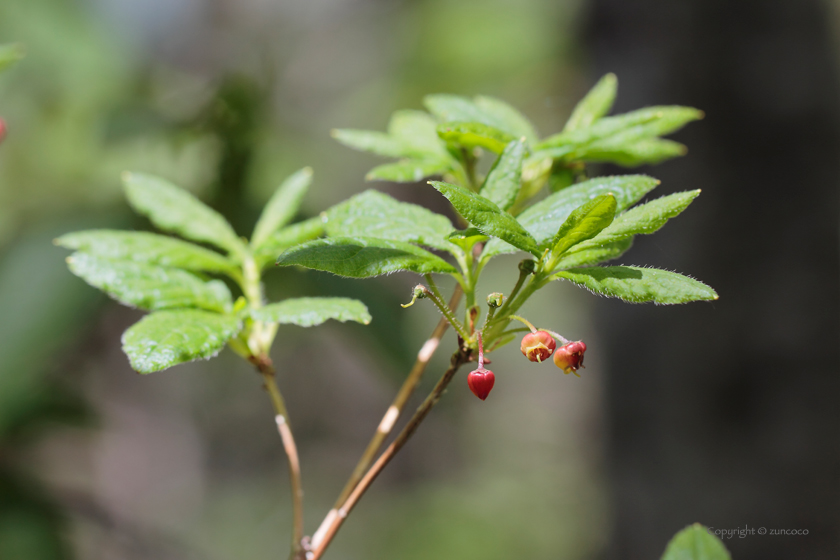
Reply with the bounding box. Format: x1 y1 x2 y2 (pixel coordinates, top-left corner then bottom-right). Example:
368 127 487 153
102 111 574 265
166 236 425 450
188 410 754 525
402 284 430 308
519 259 537 275
233 296 248 314
486 292 504 308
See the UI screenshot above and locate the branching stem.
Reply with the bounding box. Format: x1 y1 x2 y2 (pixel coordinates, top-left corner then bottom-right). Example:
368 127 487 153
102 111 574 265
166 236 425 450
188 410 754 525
495 263 531 317
241 251 305 559
424 274 470 340
310 349 470 560
321 286 463 518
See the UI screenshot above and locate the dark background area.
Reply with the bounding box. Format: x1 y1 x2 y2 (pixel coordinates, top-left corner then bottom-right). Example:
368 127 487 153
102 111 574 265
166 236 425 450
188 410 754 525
586 1 840 558
0 0 837 559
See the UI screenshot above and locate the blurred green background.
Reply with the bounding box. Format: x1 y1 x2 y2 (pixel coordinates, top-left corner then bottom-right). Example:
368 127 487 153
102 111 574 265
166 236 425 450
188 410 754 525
0 1 837 560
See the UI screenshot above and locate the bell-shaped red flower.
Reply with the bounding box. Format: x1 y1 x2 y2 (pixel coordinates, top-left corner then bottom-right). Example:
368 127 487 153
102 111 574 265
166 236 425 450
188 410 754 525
520 330 556 363
553 341 587 374
467 368 495 400
468 332 495 400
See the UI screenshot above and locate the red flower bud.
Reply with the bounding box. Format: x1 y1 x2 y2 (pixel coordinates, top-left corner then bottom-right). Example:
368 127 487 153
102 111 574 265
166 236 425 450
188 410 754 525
467 368 495 400
520 330 556 363
553 341 586 374
0 118 6 144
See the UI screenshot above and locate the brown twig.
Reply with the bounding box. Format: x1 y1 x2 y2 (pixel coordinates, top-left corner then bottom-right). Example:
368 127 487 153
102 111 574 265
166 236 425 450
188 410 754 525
310 286 463 549
252 355 306 560
309 348 470 560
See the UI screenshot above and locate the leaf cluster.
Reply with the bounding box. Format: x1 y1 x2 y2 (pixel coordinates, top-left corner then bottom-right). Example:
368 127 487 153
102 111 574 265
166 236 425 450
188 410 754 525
59 74 716 371
59 170 370 373
280 75 715 352
55 74 725 559
333 74 702 194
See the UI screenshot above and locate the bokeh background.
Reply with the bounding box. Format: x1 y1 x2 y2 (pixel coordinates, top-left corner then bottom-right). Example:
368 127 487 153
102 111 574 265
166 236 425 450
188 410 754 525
0 0 837 559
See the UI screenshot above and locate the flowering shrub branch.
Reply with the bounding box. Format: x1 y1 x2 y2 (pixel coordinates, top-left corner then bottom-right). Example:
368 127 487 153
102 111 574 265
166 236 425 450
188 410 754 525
57 73 722 560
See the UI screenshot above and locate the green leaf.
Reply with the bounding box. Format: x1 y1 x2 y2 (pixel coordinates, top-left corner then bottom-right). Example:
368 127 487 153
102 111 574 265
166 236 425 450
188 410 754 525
446 227 489 252
474 96 539 144
324 190 453 251
0 44 24 73
56 230 236 274
387 110 449 156
333 111 447 160
578 137 687 167
253 217 324 268
661 524 731 560
574 190 700 250
482 175 659 259
549 194 617 256
599 106 703 141
437 122 515 154
425 94 540 142
276 237 458 278
429 181 539 256
366 158 451 183
537 106 703 152
480 139 526 211
552 238 633 270
555 266 718 304
425 94 503 127
122 172 243 254
521 175 658 242
251 297 371 327
122 310 242 373
331 129 408 158
251 167 313 248
564 73 617 132
66 253 233 312
425 94 537 142
520 155 555 198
